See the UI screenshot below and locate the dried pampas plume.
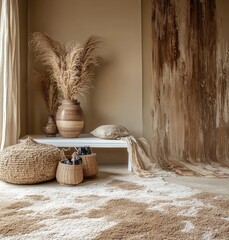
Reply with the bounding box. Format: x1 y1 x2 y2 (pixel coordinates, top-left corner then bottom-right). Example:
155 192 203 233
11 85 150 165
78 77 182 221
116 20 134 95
30 32 104 100
37 72 59 116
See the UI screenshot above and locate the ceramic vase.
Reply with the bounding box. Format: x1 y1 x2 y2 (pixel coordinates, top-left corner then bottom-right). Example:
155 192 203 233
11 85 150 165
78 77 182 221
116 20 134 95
56 100 84 138
43 115 58 137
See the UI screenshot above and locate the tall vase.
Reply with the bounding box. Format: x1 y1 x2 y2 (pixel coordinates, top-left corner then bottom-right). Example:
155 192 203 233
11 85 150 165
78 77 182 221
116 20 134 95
43 115 58 137
56 100 84 138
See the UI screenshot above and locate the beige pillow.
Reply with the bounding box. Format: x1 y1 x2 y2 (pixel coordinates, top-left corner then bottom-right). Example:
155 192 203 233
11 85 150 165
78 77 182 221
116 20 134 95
91 125 130 139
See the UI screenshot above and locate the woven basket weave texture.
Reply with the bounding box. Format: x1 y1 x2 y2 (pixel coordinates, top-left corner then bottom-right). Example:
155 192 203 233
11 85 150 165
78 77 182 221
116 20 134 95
82 153 98 178
0 137 64 184
56 162 83 185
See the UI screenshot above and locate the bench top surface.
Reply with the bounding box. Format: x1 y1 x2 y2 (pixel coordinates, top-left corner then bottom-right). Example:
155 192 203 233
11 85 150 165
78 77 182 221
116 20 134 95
21 134 127 148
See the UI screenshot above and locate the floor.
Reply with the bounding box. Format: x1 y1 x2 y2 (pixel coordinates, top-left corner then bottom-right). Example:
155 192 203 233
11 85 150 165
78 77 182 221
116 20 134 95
165 175 229 196
0 164 228 197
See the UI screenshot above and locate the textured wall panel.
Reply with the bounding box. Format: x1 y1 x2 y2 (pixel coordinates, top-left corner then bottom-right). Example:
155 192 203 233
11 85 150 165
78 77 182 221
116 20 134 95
151 0 229 174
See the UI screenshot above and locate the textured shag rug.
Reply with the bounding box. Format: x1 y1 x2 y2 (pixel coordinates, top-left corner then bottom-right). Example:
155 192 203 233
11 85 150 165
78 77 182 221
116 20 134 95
0 171 228 240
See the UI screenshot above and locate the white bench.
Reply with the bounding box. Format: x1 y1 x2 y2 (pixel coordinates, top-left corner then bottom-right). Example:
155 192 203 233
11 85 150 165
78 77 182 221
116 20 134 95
21 134 131 171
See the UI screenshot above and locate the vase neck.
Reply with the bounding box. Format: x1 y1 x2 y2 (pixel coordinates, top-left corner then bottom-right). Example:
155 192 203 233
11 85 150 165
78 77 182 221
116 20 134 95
62 100 79 105
48 115 55 122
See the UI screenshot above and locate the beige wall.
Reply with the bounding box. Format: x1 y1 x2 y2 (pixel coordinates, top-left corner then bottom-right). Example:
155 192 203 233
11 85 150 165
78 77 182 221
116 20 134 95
28 0 142 137
27 0 142 164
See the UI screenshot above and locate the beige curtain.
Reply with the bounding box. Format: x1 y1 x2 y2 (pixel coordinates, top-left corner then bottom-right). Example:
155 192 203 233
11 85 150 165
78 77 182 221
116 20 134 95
151 0 229 177
0 0 20 150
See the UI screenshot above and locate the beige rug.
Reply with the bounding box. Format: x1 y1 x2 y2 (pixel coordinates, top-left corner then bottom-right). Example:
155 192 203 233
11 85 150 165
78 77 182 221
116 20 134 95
0 172 228 240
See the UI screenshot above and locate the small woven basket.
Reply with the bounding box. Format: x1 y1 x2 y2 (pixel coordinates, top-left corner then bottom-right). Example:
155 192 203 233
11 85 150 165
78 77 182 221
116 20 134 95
56 162 83 185
81 153 98 178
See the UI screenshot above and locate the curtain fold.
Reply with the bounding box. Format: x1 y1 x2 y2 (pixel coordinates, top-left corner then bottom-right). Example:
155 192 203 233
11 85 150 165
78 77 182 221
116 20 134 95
0 0 20 150
151 0 229 177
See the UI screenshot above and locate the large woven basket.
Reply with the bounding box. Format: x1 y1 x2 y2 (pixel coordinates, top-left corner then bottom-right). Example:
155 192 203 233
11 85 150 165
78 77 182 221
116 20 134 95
0 137 64 184
56 162 83 185
81 153 98 178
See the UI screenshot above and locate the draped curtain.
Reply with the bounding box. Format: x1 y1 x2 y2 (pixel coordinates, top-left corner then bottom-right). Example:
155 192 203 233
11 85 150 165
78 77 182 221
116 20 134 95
151 0 229 176
0 0 20 150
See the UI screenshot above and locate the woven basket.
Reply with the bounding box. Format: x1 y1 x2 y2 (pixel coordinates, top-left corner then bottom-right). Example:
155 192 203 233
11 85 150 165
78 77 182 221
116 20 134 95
0 137 64 184
81 153 98 178
56 162 83 185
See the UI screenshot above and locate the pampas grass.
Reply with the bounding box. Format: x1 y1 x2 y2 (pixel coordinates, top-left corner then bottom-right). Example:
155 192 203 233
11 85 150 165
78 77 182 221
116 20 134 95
38 73 59 116
30 32 103 100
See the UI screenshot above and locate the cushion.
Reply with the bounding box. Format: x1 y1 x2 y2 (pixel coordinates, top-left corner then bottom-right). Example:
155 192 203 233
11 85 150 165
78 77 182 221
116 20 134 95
0 136 64 184
91 125 130 139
